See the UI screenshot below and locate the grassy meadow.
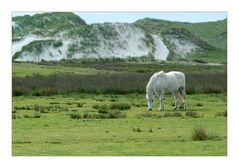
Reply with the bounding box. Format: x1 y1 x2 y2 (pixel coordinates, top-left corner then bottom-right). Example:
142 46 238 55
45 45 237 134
12 60 227 156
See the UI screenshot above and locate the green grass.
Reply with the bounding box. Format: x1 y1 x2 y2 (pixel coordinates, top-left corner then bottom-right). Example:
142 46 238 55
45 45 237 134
135 18 227 50
12 59 227 156
13 61 226 77
12 93 227 156
13 12 86 38
12 62 114 77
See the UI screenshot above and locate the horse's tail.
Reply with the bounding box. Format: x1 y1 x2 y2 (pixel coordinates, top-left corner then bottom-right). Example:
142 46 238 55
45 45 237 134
179 86 187 98
178 87 184 95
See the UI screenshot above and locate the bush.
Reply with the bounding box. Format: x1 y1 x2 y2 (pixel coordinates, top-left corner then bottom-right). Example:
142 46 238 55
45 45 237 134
53 41 63 48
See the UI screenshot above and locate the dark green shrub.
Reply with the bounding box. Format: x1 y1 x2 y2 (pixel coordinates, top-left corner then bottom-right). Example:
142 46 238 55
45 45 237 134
53 41 63 48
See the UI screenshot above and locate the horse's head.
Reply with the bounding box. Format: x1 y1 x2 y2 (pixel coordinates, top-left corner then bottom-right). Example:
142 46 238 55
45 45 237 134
146 90 155 111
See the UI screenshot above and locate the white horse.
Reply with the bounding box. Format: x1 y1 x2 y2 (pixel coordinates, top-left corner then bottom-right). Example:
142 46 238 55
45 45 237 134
146 71 187 111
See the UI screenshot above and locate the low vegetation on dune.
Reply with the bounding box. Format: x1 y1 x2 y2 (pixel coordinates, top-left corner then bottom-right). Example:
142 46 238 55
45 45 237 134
12 12 227 63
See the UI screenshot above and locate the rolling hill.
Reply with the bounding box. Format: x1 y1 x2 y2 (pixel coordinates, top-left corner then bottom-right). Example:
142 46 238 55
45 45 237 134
12 12 227 64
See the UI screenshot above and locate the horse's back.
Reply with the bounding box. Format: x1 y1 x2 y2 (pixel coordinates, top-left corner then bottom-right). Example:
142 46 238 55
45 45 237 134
166 71 186 88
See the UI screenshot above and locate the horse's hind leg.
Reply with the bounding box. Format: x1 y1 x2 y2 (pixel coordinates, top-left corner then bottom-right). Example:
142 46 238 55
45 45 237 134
172 91 180 110
180 87 188 110
159 91 165 111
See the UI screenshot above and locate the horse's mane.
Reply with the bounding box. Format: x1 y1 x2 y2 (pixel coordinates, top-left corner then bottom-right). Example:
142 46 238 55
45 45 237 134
146 71 165 93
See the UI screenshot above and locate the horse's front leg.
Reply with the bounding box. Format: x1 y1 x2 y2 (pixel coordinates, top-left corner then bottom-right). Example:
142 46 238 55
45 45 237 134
159 91 165 111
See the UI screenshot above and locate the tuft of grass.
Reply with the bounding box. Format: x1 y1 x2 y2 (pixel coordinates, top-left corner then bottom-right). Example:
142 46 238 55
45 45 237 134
186 111 202 118
92 104 108 110
33 113 41 118
192 127 219 141
133 127 143 132
98 108 109 114
138 112 183 118
23 113 41 119
149 128 153 133
215 110 227 117
110 103 131 110
76 102 85 107
73 108 126 120
137 113 160 118
33 105 68 113
163 112 182 117
12 114 17 119
70 113 82 119
108 109 126 118
192 127 208 141
196 103 203 107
